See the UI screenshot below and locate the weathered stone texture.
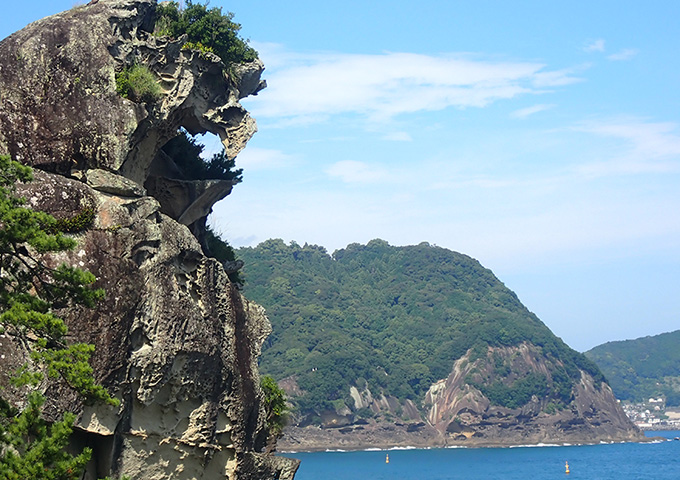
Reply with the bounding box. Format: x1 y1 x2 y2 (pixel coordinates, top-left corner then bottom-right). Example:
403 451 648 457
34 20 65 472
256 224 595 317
421 344 644 446
0 0 264 185
1 0 296 478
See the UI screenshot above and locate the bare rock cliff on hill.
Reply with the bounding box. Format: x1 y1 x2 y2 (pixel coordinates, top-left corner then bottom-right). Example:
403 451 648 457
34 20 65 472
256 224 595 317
422 344 641 445
0 1 297 478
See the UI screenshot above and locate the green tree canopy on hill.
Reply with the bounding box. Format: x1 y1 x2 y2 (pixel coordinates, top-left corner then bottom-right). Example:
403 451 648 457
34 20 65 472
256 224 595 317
237 239 604 416
586 330 680 405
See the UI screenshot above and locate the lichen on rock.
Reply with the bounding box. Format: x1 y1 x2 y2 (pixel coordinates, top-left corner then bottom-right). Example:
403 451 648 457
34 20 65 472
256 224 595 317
0 1 296 478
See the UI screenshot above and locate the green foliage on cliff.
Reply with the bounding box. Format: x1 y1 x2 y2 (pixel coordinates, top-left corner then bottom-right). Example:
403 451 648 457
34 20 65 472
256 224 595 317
0 393 91 480
586 330 680 406
260 375 289 437
0 156 115 479
161 130 243 183
237 239 604 414
115 64 161 103
42 208 96 235
181 41 216 59
155 0 257 66
469 373 550 409
203 225 242 285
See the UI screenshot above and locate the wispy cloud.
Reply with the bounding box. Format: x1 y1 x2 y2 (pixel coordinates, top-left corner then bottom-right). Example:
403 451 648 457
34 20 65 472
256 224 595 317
584 39 606 53
577 119 680 158
573 118 680 176
235 147 296 171
607 48 639 61
249 46 583 123
532 66 587 87
580 38 638 61
511 103 556 119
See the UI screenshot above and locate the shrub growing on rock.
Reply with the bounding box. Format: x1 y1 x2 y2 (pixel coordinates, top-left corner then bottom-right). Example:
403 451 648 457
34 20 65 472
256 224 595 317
260 375 289 444
161 130 243 182
115 64 161 103
155 0 257 66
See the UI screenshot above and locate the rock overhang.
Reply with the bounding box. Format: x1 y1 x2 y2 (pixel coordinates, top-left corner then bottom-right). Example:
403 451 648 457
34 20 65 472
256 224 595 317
0 0 265 221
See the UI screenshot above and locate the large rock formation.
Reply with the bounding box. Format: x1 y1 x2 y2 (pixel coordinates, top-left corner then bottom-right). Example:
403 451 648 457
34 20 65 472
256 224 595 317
0 1 297 478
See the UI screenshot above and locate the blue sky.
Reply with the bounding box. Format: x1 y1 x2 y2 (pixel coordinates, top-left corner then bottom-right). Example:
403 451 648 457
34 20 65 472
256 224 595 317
3 1 679 351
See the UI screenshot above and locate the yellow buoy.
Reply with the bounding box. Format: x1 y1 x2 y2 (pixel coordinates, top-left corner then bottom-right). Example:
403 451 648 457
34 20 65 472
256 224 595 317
565 461 570 474
386 453 389 464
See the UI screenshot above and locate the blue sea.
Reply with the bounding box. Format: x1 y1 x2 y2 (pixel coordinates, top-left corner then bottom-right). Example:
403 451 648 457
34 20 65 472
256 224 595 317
284 431 679 479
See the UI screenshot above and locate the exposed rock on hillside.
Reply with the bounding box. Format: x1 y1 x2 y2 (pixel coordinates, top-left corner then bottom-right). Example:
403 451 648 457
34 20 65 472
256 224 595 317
0 1 296 478
423 344 640 445
278 345 643 451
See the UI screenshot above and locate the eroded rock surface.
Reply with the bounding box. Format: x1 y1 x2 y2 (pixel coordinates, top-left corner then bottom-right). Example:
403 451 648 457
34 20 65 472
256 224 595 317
0 0 262 182
422 344 642 446
0 1 296 478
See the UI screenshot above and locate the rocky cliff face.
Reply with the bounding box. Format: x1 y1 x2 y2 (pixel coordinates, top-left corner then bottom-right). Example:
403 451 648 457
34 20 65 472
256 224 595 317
0 1 297 478
423 344 641 445
278 344 644 451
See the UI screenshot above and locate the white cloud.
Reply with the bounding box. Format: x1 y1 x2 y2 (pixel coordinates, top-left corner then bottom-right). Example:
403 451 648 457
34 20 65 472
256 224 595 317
573 118 680 176
607 48 639 61
326 160 389 183
234 147 295 171
578 119 680 157
248 48 582 123
579 39 638 61
511 103 555 119
584 39 606 53
531 66 587 87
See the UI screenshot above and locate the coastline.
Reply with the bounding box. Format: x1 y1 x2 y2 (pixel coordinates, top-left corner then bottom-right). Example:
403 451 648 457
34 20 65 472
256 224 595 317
278 436 666 454
636 424 680 431
279 434 680 480
277 422 654 454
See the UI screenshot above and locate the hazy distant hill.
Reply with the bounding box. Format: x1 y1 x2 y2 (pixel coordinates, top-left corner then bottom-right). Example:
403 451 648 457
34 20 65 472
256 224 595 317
585 330 680 406
238 239 602 414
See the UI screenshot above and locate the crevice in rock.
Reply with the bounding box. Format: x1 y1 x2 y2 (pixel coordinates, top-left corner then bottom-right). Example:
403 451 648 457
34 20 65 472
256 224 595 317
129 328 150 353
228 285 261 450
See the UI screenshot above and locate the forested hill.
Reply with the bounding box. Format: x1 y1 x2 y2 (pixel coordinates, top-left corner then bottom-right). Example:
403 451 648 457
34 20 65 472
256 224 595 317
585 330 680 406
237 239 602 417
